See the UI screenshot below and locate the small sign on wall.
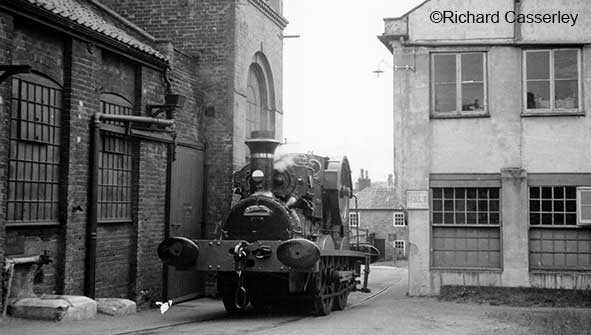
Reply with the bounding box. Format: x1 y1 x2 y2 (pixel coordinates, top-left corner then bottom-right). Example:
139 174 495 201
406 190 429 209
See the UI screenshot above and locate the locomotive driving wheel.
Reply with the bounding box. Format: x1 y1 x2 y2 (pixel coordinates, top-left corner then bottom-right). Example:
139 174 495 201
313 257 335 316
332 257 349 311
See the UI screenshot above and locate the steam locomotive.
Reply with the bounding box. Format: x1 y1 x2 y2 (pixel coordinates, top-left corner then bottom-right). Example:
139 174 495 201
157 131 373 316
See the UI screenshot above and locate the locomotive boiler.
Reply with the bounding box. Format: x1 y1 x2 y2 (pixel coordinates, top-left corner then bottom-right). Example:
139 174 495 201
158 131 373 316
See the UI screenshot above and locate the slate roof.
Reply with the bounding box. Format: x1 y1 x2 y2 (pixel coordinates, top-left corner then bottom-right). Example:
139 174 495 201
21 0 166 61
352 185 401 210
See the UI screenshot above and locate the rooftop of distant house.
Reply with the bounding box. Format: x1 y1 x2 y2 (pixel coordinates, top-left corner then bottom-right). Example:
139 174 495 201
352 169 400 210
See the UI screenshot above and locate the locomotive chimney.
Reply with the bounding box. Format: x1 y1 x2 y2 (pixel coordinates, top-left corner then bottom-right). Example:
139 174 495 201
245 130 280 194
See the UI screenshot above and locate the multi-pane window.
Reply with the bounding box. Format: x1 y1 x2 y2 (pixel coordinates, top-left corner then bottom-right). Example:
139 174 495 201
529 186 577 225
432 52 486 115
524 49 581 112
394 240 406 256
393 212 405 226
529 185 591 270
8 74 62 224
349 212 359 228
98 94 134 222
432 188 500 225
431 187 501 269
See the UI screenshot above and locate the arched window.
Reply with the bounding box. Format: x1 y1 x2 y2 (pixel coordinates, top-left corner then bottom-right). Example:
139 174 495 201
8 73 63 224
98 93 134 222
245 65 269 139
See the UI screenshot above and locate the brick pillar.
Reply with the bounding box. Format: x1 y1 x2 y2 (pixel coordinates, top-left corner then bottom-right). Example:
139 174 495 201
500 167 529 286
0 12 14 306
62 39 100 295
135 66 167 304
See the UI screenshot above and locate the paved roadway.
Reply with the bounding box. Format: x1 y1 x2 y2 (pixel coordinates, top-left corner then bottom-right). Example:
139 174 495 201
123 266 533 335
7 264 590 335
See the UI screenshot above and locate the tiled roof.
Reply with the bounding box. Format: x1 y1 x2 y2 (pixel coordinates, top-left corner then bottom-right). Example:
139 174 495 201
352 185 400 210
22 0 166 61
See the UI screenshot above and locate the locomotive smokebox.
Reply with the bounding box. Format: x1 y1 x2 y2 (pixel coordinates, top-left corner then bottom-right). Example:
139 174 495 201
245 130 280 194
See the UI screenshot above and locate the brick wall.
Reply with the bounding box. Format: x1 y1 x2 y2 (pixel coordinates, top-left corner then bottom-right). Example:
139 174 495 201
0 4 193 305
99 0 237 239
0 11 13 305
233 1 284 166
62 37 99 295
3 18 67 296
136 141 167 301
94 51 138 299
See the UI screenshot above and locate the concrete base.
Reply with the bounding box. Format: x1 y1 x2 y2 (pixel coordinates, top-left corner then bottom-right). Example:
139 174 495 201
9 295 97 321
96 298 137 316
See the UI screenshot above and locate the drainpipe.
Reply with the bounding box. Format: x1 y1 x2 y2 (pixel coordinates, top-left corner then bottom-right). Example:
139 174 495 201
85 113 175 299
85 115 101 299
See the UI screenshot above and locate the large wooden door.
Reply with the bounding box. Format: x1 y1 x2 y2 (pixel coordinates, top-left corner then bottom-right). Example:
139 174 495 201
166 144 204 301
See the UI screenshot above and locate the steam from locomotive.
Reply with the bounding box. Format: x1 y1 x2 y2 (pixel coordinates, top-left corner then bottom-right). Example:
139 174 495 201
157 130 375 316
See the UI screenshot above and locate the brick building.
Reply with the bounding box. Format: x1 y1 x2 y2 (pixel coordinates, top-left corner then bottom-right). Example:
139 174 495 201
351 171 407 261
381 0 591 295
0 0 286 307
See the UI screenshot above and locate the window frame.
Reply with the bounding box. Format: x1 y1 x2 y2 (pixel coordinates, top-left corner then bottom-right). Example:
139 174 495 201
393 212 406 226
97 93 135 224
394 240 406 255
431 51 488 117
522 48 583 115
430 186 502 270
527 176 591 271
349 211 360 229
577 187 591 225
528 186 578 227
7 73 63 226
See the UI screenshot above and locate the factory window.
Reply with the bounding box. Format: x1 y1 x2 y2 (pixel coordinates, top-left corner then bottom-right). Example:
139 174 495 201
529 185 591 270
246 65 269 138
431 52 487 116
524 49 581 114
529 186 577 226
349 212 360 228
431 187 501 269
7 74 63 225
394 240 406 256
98 94 135 222
393 212 405 226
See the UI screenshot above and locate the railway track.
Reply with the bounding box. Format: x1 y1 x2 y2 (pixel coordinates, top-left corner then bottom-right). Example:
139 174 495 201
112 284 393 335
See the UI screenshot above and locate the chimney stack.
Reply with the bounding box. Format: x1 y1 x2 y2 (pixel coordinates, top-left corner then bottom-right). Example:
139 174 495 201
358 169 371 191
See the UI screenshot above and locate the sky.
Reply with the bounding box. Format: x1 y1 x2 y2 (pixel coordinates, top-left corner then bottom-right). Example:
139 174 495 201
281 0 422 184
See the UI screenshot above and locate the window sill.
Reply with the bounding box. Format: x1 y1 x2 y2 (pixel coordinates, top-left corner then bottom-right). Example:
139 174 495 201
97 219 133 224
7 221 61 228
521 111 585 117
431 112 490 119
529 225 583 229
530 269 591 273
431 267 503 272
432 224 501 228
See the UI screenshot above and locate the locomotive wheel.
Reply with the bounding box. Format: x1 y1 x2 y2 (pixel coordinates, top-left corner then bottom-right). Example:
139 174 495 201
218 274 247 314
313 257 335 316
333 282 349 311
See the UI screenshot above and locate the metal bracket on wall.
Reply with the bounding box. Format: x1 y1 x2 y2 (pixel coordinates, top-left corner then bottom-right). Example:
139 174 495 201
0 65 32 83
394 65 415 72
